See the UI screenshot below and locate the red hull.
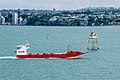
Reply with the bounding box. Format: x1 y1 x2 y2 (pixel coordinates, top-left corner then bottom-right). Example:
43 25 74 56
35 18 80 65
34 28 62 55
16 51 87 58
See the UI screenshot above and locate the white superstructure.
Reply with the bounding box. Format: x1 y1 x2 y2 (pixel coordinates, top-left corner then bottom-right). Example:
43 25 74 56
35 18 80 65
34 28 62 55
15 42 30 55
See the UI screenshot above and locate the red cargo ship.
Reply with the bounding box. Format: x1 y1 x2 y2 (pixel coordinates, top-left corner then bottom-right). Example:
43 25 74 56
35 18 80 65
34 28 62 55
15 42 87 58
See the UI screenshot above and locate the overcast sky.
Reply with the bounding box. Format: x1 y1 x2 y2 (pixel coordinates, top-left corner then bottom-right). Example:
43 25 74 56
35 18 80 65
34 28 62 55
0 0 120 10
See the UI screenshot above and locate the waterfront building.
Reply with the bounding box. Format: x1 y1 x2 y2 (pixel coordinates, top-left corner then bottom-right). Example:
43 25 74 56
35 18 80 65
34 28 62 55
12 12 18 25
0 17 1 25
18 17 23 25
22 19 27 25
0 12 1 25
0 12 1 16
0 16 5 25
18 17 27 25
79 18 88 26
49 16 59 21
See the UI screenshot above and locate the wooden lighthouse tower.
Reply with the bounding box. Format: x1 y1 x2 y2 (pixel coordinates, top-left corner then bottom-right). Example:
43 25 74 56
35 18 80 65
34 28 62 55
87 30 99 50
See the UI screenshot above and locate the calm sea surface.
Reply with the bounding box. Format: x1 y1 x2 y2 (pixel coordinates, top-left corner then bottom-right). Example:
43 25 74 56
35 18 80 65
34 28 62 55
0 26 120 80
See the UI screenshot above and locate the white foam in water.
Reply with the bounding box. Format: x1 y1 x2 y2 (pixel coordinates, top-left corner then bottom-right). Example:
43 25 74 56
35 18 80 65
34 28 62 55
0 56 18 60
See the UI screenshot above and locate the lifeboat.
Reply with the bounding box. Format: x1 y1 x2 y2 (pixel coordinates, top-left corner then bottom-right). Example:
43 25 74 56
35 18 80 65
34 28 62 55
15 42 87 59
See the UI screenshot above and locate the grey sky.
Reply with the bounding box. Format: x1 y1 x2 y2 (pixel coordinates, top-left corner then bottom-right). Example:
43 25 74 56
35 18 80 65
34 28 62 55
1 0 120 10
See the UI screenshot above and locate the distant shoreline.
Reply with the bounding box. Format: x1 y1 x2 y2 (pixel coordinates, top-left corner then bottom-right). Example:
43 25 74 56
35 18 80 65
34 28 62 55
0 25 119 27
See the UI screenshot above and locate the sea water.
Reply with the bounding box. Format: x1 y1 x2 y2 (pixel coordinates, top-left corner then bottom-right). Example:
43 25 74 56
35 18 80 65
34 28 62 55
0 26 120 80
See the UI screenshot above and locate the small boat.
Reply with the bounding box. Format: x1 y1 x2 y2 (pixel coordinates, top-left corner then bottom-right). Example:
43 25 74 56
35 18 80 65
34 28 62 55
15 42 87 59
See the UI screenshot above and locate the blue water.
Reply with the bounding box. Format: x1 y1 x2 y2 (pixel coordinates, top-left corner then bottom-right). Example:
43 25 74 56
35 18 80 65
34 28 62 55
0 26 120 80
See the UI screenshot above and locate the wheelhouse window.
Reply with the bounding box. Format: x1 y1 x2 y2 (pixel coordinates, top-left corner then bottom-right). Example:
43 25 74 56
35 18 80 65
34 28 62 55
18 51 25 53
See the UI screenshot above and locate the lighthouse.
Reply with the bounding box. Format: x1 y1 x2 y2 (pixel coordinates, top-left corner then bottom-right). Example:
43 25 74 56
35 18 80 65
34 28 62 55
87 30 99 50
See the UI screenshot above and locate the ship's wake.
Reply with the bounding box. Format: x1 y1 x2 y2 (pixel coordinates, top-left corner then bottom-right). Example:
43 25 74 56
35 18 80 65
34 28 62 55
0 56 89 60
0 56 18 60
